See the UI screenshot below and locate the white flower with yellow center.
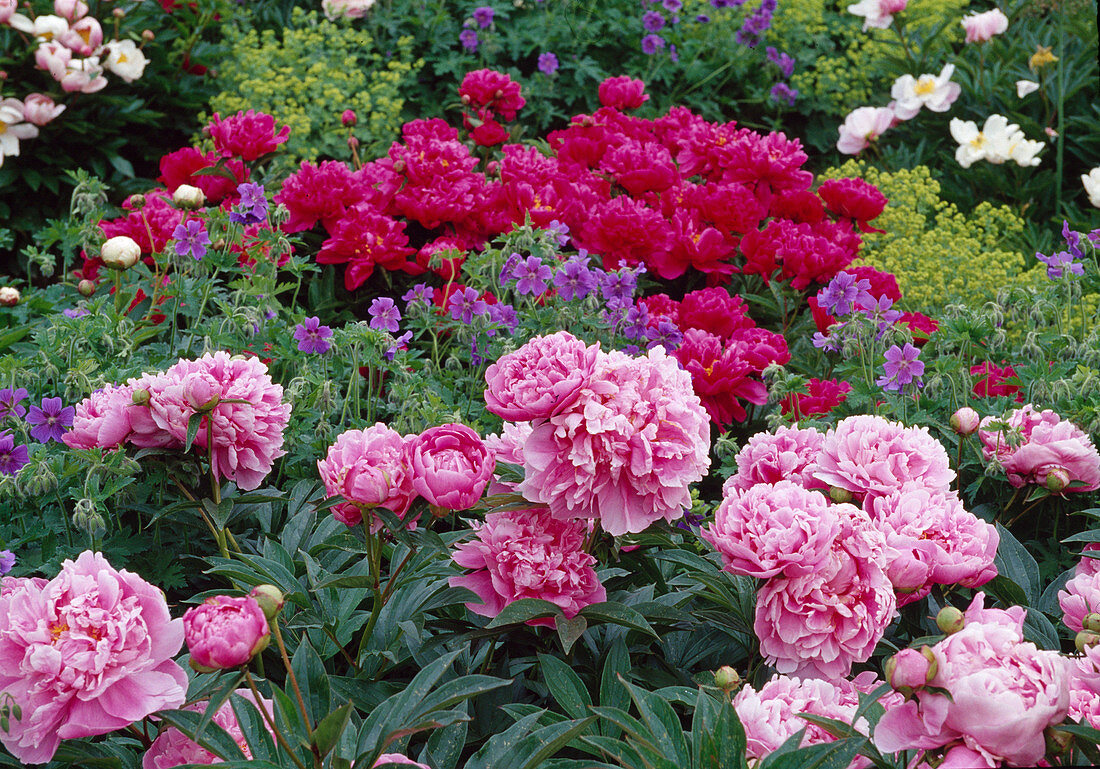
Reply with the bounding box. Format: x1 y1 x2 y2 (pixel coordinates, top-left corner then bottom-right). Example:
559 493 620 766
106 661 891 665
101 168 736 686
0 98 40 168
890 64 961 120
103 39 147 82
951 114 1042 169
8 12 68 42
1082 169 1100 208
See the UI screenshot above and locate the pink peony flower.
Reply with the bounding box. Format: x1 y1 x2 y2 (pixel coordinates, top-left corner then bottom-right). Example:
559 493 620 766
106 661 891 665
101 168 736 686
597 76 649 110
406 423 494 511
979 405 1100 492
814 414 955 502
1059 569 1100 633
518 347 711 536
62 383 134 449
372 755 432 768
458 69 526 121
183 595 270 672
145 352 291 490
206 110 290 161
847 0 907 30
722 425 825 494
0 551 188 765
703 481 841 579
22 93 65 126
836 106 895 155
1077 543 1100 577
483 331 600 420
1070 644 1100 729
960 8 1008 43
449 506 605 627
142 689 273 768
317 424 417 525
755 504 895 678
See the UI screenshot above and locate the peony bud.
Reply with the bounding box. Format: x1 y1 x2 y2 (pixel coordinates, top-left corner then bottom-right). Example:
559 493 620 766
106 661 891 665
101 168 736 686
1084 613 1100 633
141 28 154 41
828 486 853 504
111 6 124 16
885 647 936 693
393 159 406 174
131 388 151 405
128 193 146 209
348 135 360 151
248 584 285 621
950 406 980 435
77 279 96 296
936 606 965 635
100 235 141 270
485 160 499 176
184 595 271 672
714 665 740 692
341 109 357 126
1046 467 1071 493
172 184 205 210
1076 631 1100 652
0 287 20 306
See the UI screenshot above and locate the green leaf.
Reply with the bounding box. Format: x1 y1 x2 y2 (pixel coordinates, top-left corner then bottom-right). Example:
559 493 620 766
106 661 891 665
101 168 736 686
993 523 1041 605
497 717 599 769
599 638 630 740
692 688 748 769
579 601 659 639
539 653 593 720
623 680 690 766
759 736 863 769
485 598 564 628
312 702 354 758
185 411 205 450
555 614 587 654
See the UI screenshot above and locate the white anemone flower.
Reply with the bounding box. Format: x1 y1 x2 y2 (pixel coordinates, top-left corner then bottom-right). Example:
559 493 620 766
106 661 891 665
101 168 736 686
1082 169 1100 208
0 99 41 168
890 63 962 120
103 39 147 82
951 114 1042 168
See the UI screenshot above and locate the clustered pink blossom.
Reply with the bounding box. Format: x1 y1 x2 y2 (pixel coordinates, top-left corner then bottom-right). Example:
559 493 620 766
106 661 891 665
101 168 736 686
317 423 417 528
0 551 188 764
183 595 270 672
722 424 825 493
450 506 605 626
483 331 600 420
143 690 274 768
63 351 292 491
979 404 1100 492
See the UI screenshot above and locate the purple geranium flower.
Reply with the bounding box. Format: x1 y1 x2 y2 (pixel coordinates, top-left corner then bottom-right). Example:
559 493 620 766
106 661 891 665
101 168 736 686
173 219 211 260
876 342 925 392
538 52 559 75
488 303 518 335
62 308 90 319
695 13 711 22
554 256 598 301
368 297 402 333
662 0 682 9
294 316 334 354
0 549 14 574
623 304 651 340
229 182 269 225
1036 249 1085 280
646 319 683 351
600 268 640 306
472 5 494 28
459 28 478 52
545 220 570 246
0 387 29 420
818 272 873 316
769 83 798 105
860 294 903 337
0 431 28 475
384 331 413 361
26 397 75 444
643 10 665 31
513 256 553 296
641 33 665 55
448 287 489 324
402 283 434 306
499 252 522 286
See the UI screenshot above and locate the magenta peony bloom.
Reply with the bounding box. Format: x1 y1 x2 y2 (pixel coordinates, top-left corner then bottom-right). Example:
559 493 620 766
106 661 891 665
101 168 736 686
183 595 270 672
318 424 417 525
483 331 601 420
1059 569 1100 633
518 347 711 536
62 384 134 450
206 110 291 161
405 423 494 511
145 352 291 490
814 414 955 502
450 506 606 627
722 425 825 494
142 689 273 768
755 504 895 678
597 76 649 110
702 481 841 579
0 551 188 765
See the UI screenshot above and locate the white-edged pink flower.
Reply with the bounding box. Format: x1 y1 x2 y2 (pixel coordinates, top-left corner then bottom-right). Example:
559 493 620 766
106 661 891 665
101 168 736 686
58 15 101 55
847 0 907 30
35 40 72 79
53 0 87 20
0 99 39 167
961 8 1008 43
836 106 895 155
890 64 961 120
22 93 66 126
60 56 108 93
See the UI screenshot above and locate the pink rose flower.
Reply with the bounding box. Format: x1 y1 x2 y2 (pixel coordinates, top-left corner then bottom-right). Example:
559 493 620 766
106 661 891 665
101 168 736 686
483 331 600 420
183 595 270 672
960 8 1008 43
1059 569 1100 633
755 504 895 678
721 425 825 495
406 423 494 511
62 383 134 449
518 347 711 536
317 424 417 525
702 481 841 579
142 689 273 768
449 506 606 627
0 551 188 765
597 76 649 110
814 414 955 502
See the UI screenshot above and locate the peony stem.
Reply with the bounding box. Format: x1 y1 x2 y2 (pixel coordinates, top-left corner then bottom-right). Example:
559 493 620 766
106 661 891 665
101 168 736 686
271 619 313 740
357 530 386 662
243 668 310 769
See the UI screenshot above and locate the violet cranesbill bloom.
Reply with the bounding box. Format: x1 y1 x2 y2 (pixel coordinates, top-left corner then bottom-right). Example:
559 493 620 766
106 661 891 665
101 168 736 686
538 52 559 75
623 304 651 340
62 308 90 319
545 220 570 246
488 302 518 335
876 342 925 392
449 287 489 324
0 431 29 475
229 182 268 225
513 255 553 296
860 294 903 337
173 219 211 260
402 283 434 306
368 297 402 332
26 397 75 443
600 268 640 306
1037 249 1085 280
663 0 682 9
643 10 665 30
0 387 28 420
554 256 597 301
0 549 14 574
459 28 478 52
294 316 334 353
642 33 666 54
472 5 494 27
819 272 873 316
384 330 413 361
499 252 522 286
646 319 683 351
770 83 798 105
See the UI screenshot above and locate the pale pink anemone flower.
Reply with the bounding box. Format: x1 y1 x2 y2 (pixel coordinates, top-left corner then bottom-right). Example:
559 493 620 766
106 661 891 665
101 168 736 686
518 347 711 536
449 506 605 627
960 7 1008 43
721 424 825 495
142 689 274 768
846 0 907 30
866 483 998 602
836 106 895 155
483 330 600 420
755 504 896 678
889 63 961 120
317 423 417 528
875 595 1071 767
0 551 188 765
814 414 955 503
702 481 841 579
979 405 1100 492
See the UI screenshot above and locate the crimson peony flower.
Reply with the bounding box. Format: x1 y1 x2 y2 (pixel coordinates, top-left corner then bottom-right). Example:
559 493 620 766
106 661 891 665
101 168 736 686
597 76 649 110
316 205 417 290
779 377 852 418
206 110 290 161
158 147 248 205
817 177 888 232
459 69 526 121
970 361 1023 400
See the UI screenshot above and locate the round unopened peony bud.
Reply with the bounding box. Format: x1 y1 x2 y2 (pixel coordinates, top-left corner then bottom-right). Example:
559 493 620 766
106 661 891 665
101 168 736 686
485 160 499 176
248 584 285 621
348 135 360 150
1076 630 1100 652
341 109 357 126
111 6 124 16
141 29 154 41
101 235 141 270
885 647 937 694
393 159 406 173
714 665 741 692
78 279 96 296
828 485 853 504
131 388 151 405
0 287 20 306
950 406 980 435
184 595 270 672
129 193 146 209
172 184 205 210
1084 613 1100 633
1046 467 1072 493
936 605 965 635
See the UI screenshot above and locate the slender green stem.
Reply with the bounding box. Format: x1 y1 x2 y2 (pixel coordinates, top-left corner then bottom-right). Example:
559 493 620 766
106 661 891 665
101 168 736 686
243 669 310 769
271 620 314 740
357 529 386 662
